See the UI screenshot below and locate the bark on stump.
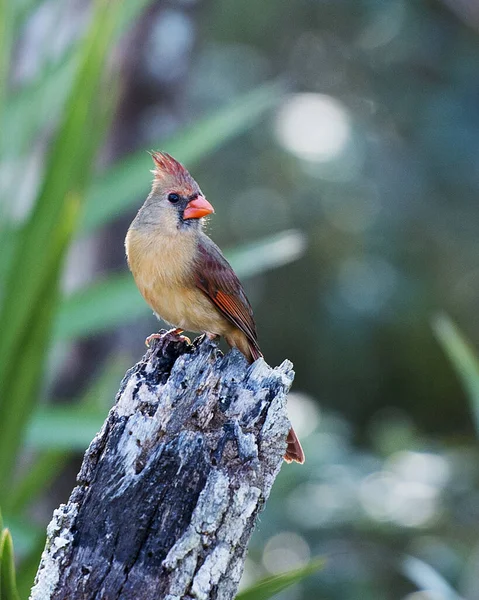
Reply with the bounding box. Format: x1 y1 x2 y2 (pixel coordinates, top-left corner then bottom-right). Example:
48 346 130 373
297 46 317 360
30 331 294 600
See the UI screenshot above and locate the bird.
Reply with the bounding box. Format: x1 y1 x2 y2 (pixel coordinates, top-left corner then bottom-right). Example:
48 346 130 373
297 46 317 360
125 151 304 464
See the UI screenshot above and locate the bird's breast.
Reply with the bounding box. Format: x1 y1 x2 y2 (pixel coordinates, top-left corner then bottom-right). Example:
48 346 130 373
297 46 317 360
125 227 229 333
126 226 195 284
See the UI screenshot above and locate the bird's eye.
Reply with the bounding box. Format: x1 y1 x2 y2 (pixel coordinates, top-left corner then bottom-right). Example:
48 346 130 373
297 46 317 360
168 193 180 204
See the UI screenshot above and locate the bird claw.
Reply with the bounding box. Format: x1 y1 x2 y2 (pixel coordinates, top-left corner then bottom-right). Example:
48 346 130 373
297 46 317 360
145 329 191 347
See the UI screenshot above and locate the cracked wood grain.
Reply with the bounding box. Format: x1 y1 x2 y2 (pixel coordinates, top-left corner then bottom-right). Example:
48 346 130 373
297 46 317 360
30 332 294 600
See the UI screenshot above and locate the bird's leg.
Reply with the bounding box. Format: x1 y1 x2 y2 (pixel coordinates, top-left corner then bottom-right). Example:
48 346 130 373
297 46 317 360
145 328 191 347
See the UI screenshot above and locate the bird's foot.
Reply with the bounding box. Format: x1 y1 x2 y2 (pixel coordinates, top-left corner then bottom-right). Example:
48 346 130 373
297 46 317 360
145 328 191 347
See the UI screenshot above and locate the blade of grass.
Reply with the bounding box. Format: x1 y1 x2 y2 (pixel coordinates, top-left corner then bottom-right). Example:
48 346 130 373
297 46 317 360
432 312 479 437
5 355 127 514
54 230 307 340
0 0 14 152
0 528 20 600
0 0 148 282
0 0 121 495
0 516 44 566
401 555 464 600
0 0 119 389
4 451 67 517
80 80 286 234
4 0 152 162
3 51 77 159
227 230 307 279
0 204 74 501
236 559 324 600
25 408 106 451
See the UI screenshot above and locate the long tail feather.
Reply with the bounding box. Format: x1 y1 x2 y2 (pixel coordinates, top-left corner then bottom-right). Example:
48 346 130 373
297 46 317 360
248 339 263 361
284 427 305 464
246 340 304 464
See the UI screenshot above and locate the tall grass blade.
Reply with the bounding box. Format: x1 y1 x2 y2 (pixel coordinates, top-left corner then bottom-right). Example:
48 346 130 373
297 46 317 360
6 356 127 513
25 408 106 451
0 0 121 494
432 312 479 437
0 203 74 500
4 451 67 517
401 555 464 600
0 0 14 151
0 528 20 600
4 0 152 162
236 559 324 600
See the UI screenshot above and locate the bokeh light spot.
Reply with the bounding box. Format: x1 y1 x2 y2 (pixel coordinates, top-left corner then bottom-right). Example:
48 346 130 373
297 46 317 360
275 93 352 163
262 532 310 574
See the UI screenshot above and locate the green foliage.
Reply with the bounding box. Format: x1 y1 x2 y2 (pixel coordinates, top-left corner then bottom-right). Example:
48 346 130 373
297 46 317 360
12 3 479 599
236 560 324 600
432 313 479 437
0 0 120 500
401 555 463 600
0 513 20 600
0 1 293 593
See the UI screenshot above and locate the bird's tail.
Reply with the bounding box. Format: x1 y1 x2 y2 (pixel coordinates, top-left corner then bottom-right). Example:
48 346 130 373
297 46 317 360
245 340 304 464
284 427 305 464
248 339 263 362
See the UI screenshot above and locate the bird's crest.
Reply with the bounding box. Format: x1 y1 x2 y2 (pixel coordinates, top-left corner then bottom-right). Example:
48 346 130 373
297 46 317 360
150 151 197 193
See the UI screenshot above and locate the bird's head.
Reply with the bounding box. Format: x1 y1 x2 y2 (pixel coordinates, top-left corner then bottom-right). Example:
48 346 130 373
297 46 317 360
134 152 214 235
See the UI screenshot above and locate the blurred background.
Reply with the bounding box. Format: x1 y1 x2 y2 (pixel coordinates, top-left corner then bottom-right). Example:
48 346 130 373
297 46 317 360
2 0 479 598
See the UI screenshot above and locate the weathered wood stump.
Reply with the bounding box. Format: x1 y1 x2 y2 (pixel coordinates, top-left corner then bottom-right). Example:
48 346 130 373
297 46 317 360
30 331 294 600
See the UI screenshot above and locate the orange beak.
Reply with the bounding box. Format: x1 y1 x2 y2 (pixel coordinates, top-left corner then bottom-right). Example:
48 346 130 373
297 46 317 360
183 196 215 220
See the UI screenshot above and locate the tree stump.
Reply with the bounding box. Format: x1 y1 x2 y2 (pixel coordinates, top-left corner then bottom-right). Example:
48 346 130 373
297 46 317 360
30 331 294 600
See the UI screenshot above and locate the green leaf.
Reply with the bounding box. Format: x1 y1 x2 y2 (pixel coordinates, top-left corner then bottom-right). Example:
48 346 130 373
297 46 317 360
55 273 147 341
3 51 77 160
80 80 286 234
4 451 68 516
23 356 126 452
0 0 14 153
6 356 126 514
0 0 122 497
432 312 479 437
0 0 119 379
54 229 307 341
0 250 65 502
227 230 307 279
25 407 106 451
236 559 324 600
401 555 463 600
3 0 152 164
0 529 20 600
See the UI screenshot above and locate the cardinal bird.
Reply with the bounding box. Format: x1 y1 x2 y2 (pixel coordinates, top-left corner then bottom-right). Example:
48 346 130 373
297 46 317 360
125 152 304 464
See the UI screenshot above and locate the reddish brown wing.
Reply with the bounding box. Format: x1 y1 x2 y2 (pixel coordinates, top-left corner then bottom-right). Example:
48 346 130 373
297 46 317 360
194 235 261 355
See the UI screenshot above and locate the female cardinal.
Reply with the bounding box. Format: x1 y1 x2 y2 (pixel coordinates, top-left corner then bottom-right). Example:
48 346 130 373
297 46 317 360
125 152 304 464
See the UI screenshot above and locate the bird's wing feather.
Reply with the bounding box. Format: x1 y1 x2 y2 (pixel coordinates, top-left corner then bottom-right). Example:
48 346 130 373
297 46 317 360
194 235 260 348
